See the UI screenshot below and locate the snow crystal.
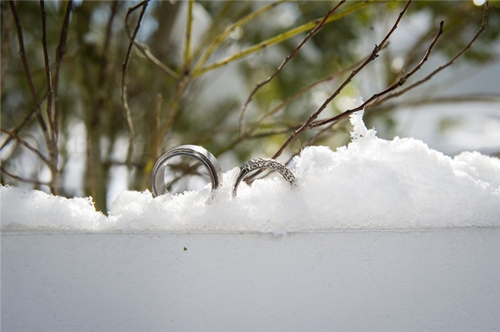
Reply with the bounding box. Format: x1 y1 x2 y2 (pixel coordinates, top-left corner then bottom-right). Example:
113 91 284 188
2 113 499 233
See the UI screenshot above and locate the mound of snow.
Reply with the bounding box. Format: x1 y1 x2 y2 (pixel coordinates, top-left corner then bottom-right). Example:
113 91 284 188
2 113 499 233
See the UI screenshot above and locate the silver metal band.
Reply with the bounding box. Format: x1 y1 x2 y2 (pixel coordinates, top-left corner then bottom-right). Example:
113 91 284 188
232 157 296 197
151 145 222 197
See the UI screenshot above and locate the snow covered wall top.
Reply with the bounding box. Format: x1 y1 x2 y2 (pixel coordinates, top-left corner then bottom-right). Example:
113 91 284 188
1 113 499 233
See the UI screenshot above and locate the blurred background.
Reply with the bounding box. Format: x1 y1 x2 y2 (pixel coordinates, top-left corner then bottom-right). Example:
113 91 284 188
1 0 499 213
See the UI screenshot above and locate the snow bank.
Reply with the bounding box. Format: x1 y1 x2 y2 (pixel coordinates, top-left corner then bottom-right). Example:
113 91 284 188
2 113 499 233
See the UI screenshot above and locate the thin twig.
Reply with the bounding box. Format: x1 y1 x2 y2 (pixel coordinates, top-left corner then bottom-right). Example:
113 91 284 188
8 0 50 144
86 136 96 201
183 0 194 73
134 42 180 80
301 3 488 160
39 0 54 136
194 1 379 76
284 124 339 167
124 1 179 81
394 93 499 106
158 75 191 142
248 47 373 136
98 0 117 86
238 0 347 135
0 166 51 186
272 0 413 159
287 3 488 163
310 20 444 129
193 0 289 72
216 46 385 156
0 91 48 152
122 0 149 164
191 1 238 62
154 93 163 158
374 1 489 106
247 128 292 139
53 0 73 137
0 128 51 166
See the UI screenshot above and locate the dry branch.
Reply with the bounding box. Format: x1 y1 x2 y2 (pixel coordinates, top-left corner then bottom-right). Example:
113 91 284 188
238 0 347 135
273 1 489 166
183 0 194 73
310 20 444 129
0 91 48 152
272 0 414 160
374 1 489 106
39 0 54 135
8 0 49 142
0 166 50 187
124 1 179 80
98 0 117 86
122 0 149 164
0 128 50 166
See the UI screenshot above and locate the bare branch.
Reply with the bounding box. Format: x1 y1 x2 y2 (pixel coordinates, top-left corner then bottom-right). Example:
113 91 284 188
122 0 149 164
216 47 384 157
284 125 339 167
98 0 117 86
272 0 413 160
158 75 191 142
183 0 194 73
238 0 347 135
154 93 163 158
310 19 444 129
8 0 50 143
133 42 180 80
0 91 48 152
124 2 179 80
0 128 51 166
39 0 54 135
0 166 51 186
248 53 373 136
375 1 489 106
247 128 292 140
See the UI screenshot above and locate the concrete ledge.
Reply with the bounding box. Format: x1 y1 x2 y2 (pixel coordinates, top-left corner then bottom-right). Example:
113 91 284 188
2 229 499 331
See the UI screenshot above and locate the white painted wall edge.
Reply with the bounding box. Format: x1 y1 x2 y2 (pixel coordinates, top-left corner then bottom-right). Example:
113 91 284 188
2 228 499 331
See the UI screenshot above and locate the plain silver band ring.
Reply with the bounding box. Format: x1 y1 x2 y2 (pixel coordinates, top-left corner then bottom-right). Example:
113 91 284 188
151 145 222 197
232 158 296 198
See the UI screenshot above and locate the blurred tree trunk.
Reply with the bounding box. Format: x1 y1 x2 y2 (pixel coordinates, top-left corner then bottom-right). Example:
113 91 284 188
151 1 180 61
1 2 12 99
128 1 181 194
73 1 119 213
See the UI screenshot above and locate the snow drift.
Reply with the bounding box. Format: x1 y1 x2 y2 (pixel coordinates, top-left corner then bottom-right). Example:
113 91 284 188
1 113 499 233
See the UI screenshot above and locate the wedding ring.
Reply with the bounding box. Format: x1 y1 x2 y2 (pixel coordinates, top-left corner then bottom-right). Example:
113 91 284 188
232 157 296 197
151 145 222 197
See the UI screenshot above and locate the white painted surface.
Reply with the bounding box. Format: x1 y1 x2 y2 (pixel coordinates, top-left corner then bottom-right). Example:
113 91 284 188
2 229 499 331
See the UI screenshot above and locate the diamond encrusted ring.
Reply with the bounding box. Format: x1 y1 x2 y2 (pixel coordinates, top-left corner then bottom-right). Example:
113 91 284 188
232 158 296 197
151 145 222 197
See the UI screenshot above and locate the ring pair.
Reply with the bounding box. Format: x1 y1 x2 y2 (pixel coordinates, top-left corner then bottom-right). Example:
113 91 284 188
151 145 295 199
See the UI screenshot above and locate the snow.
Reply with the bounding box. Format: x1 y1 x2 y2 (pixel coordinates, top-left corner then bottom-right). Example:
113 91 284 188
1 112 499 233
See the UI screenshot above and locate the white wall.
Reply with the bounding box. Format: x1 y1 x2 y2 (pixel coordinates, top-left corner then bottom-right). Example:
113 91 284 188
2 229 499 331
